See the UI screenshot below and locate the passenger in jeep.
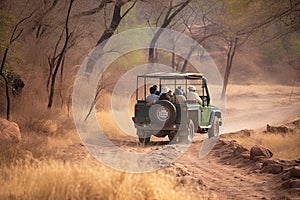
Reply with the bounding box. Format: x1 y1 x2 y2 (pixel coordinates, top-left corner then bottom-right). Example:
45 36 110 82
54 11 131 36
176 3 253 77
187 85 202 104
153 85 161 95
146 86 159 103
172 88 186 104
159 86 172 101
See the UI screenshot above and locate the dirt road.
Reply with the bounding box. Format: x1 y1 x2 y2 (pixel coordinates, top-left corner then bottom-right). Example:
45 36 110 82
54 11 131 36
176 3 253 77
175 136 294 199
57 84 300 199
57 132 299 200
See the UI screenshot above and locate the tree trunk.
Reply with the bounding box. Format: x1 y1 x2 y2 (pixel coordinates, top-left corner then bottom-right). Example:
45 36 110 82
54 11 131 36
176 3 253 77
0 48 11 120
221 37 238 99
47 45 67 108
84 1 136 120
181 45 197 72
96 3 122 47
148 0 191 63
47 0 74 108
86 1 136 73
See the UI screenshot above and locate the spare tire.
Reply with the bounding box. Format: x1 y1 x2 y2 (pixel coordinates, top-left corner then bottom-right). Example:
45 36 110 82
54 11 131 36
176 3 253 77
149 100 177 126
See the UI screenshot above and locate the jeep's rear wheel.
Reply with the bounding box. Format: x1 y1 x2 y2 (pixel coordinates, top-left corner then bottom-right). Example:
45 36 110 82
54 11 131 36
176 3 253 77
168 132 176 141
137 129 150 145
208 116 220 138
139 137 150 145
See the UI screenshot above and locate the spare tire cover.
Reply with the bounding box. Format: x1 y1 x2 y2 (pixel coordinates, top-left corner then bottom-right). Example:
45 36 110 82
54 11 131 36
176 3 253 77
149 100 177 126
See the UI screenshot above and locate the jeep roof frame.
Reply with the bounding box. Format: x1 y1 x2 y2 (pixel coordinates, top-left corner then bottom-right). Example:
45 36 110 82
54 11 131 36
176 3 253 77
136 72 211 106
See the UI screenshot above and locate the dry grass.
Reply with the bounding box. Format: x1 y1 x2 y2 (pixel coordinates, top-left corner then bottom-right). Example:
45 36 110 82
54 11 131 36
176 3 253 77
0 159 203 200
0 114 213 200
227 131 300 160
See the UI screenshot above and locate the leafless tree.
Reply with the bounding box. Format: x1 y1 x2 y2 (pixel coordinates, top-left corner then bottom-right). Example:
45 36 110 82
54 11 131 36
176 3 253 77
0 4 37 119
147 0 192 63
47 0 75 108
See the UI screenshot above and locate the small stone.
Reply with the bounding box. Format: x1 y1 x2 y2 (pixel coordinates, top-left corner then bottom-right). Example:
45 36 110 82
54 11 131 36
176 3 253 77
197 179 204 185
290 166 300 178
250 145 273 160
282 179 300 188
261 164 283 174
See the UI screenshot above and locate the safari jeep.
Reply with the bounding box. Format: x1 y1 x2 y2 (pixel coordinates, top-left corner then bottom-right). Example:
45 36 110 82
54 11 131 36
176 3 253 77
132 72 222 145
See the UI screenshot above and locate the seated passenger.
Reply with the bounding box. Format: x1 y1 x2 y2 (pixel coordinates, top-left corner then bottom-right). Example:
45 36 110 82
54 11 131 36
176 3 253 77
153 85 161 96
187 85 202 104
159 86 172 101
172 88 186 104
146 86 159 104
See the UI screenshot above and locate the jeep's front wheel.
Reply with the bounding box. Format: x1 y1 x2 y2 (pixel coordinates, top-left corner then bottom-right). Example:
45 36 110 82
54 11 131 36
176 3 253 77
208 116 220 138
179 120 194 143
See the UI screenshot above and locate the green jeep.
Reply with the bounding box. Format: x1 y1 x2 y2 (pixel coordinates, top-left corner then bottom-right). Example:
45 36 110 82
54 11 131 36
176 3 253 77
132 72 222 145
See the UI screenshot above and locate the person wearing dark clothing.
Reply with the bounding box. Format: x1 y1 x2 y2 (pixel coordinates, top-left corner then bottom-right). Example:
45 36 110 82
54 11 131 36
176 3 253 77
159 86 172 101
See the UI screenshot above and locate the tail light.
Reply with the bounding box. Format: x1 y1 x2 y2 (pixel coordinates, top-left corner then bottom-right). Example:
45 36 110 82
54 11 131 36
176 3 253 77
132 117 138 123
135 107 140 112
182 107 187 112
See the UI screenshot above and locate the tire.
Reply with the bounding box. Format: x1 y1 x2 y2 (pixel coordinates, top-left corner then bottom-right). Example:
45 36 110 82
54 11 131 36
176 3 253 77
139 137 150 145
179 120 194 143
137 129 150 145
168 132 176 141
149 100 177 126
208 116 220 138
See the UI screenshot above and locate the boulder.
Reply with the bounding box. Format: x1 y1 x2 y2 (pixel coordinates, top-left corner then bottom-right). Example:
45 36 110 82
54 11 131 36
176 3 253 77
282 179 300 189
0 118 21 145
250 145 273 160
220 129 253 139
233 144 249 156
290 166 300 179
261 164 283 174
260 160 283 174
266 124 290 133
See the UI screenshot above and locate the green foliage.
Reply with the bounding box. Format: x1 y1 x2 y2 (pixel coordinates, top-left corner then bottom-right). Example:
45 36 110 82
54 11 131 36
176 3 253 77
0 10 14 50
109 50 146 71
223 0 252 17
289 35 300 57
118 3 146 31
2 63 21 86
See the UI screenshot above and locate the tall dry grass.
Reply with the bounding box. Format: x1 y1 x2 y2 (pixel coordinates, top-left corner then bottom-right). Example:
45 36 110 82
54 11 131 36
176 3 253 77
0 113 215 200
228 132 300 160
0 159 205 200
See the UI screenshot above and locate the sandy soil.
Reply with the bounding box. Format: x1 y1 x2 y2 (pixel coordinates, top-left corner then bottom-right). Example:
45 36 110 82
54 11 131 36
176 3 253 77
224 84 300 133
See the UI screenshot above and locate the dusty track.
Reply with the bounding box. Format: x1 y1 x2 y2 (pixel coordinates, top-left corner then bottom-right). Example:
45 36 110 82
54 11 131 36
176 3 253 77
56 84 300 199
56 133 299 199
175 136 291 199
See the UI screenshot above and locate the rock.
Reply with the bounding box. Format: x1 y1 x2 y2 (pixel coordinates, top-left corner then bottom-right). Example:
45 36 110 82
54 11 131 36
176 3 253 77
241 152 250 159
0 118 21 145
266 124 290 133
282 179 300 189
262 159 280 166
261 164 283 174
173 163 190 177
250 145 273 160
291 119 300 128
197 178 204 185
290 166 300 178
260 160 283 174
233 143 249 156
220 129 253 139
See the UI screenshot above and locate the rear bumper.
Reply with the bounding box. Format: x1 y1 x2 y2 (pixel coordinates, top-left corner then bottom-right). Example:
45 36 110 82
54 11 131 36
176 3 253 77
134 123 188 131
